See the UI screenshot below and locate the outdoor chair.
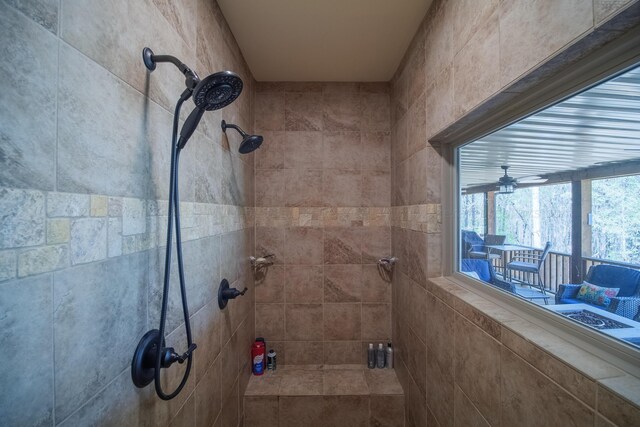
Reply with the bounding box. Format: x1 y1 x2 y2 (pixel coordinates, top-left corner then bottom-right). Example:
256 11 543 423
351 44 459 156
505 241 553 295
461 230 484 259
469 234 506 260
555 264 640 319
461 259 516 293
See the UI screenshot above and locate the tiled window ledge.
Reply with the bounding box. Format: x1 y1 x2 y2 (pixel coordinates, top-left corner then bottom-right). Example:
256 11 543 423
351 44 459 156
434 275 640 426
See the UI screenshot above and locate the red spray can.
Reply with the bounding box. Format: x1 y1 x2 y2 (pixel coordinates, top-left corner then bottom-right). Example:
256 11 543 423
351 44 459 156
252 341 265 375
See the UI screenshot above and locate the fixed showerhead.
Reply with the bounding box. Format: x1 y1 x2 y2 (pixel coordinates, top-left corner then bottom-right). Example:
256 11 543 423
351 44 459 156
221 120 263 154
193 71 243 111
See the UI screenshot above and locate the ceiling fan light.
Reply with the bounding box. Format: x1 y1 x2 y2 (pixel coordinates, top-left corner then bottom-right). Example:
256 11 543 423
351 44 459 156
498 183 515 194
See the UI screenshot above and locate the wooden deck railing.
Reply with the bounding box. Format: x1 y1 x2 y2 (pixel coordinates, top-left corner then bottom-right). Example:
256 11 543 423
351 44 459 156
491 251 640 295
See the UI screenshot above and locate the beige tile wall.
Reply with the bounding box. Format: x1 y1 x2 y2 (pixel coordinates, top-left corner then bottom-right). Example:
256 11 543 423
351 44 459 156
0 0 256 426
253 82 394 365
390 0 640 426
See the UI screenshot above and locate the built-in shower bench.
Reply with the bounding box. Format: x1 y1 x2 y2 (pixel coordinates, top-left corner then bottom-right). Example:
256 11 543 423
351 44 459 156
243 365 404 427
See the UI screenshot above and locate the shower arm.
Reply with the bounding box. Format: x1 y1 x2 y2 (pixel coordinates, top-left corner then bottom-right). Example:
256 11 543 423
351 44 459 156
221 120 248 137
143 47 200 91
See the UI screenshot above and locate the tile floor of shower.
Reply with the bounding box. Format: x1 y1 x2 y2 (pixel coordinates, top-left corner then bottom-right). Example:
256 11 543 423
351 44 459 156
244 365 404 426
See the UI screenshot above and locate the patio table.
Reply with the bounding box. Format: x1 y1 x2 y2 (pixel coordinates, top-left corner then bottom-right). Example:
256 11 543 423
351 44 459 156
484 244 537 277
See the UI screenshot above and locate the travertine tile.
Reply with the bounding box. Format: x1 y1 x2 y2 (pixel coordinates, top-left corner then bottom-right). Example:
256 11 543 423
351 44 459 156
324 264 362 302
361 132 391 171
244 396 278 427
285 304 323 341
597 376 640 426
255 91 285 131
284 227 324 265
244 373 282 396
323 370 369 395
279 370 323 396
323 91 362 131
256 131 285 169
323 341 362 365
361 92 391 132
364 369 404 395
361 303 391 341
453 9 501 116
285 92 323 131
195 358 222 427
284 169 323 207
284 131 323 169
323 395 369 427
285 265 324 303
501 347 595 427
499 0 593 87
255 169 285 207
0 4 57 191
0 275 53 426
324 227 361 264
322 131 362 170
285 341 324 365
256 227 285 265
454 315 501 426
454 385 490 427
370 395 404 427
501 326 596 407
255 265 285 303
279 396 323 427
362 264 391 303
324 303 361 340
53 254 147 420
256 303 285 340
323 169 362 207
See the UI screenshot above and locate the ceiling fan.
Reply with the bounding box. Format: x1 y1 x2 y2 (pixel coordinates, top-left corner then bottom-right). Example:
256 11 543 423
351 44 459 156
497 165 547 193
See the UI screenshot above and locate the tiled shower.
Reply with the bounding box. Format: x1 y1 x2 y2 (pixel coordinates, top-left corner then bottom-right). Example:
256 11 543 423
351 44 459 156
2 0 640 426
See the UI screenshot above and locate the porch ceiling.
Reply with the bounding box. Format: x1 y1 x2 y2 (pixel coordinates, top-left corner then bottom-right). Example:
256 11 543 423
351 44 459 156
460 65 640 190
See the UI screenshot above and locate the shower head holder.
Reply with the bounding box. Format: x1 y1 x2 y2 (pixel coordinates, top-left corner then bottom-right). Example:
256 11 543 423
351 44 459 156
143 47 200 92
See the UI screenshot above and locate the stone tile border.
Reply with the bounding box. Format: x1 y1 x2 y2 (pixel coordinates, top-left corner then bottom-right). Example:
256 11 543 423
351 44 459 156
255 207 391 227
0 187 254 281
391 204 442 233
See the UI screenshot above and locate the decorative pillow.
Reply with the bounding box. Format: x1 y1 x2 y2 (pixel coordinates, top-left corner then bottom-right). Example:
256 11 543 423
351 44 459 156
576 282 620 307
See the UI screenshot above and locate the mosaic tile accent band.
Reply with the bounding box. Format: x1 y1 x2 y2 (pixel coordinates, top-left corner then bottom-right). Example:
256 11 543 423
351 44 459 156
255 206 391 227
0 187 254 281
391 204 442 233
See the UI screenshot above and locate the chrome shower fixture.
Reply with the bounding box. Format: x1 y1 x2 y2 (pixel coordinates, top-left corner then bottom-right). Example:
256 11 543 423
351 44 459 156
221 120 264 154
378 256 398 272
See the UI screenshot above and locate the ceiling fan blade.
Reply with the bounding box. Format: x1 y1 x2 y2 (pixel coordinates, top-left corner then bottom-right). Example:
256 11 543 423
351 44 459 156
519 178 548 184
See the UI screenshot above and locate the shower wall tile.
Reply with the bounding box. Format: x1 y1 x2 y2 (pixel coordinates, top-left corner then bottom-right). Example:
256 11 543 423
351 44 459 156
53 252 148 421
323 91 362 131
61 0 194 113
285 265 324 303
285 92 323 131
57 43 151 198
499 0 593 87
0 275 53 427
3 0 255 426
0 4 57 191
254 82 391 366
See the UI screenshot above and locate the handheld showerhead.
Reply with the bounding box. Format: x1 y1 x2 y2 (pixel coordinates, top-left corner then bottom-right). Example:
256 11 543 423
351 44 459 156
142 48 245 150
178 72 244 149
221 120 263 154
193 71 243 111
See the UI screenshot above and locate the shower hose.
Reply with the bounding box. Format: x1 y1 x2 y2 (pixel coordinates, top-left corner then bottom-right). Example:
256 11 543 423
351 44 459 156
154 90 197 400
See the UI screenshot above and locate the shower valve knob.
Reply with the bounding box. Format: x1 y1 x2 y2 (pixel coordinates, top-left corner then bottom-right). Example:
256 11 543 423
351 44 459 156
218 279 247 309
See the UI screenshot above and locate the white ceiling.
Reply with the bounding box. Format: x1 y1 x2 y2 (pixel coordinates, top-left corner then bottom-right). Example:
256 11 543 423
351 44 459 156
217 0 432 82
460 65 640 190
